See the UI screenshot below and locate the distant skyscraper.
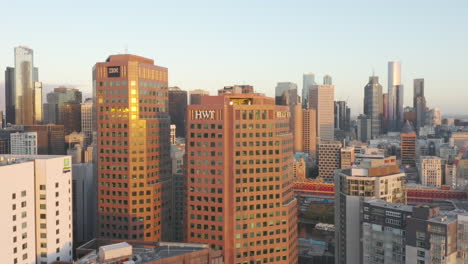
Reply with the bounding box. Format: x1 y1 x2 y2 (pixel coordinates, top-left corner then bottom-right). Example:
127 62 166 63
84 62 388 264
303 108 317 157
219 84 254 95
334 101 350 132
81 98 94 146
168 87 188 137
275 82 298 106
302 73 315 109
189 89 210 105
401 121 417 167
94 54 171 241
413 79 426 132
45 87 83 134
382 93 388 133
395 84 404 129
357 114 372 142
310 84 335 141
186 93 298 264
364 76 383 138
426 108 441 127
323 74 332 85
387 61 402 131
5 46 42 125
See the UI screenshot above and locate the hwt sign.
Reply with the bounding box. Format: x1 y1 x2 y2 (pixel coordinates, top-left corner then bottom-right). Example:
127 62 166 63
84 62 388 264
194 110 215 120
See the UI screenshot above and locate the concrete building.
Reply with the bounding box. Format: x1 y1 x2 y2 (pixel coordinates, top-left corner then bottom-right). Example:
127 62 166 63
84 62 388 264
72 163 97 245
310 84 335 141
340 146 355 169
74 240 223 264
419 156 443 187
302 108 317 158
168 87 188 138
334 161 406 264
0 155 73 264
4 46 42 125
275 82 298 106
81 98 94 146
401 121 417 167
170 124 176 145
293 152 308 180
357 114 372 142
456 156 468 189
318 141 342 182
302 73 315 109
364 76 383 138
405 206 458 264
94 54 172 242
445 161 457 188
186 94 298 264
189 89 210 105
426 108 442 127
362 199 413 264
10 131 37 155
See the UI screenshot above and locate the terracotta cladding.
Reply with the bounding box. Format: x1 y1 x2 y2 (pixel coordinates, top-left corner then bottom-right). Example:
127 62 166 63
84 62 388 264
186 94 298 264
95 55 170 242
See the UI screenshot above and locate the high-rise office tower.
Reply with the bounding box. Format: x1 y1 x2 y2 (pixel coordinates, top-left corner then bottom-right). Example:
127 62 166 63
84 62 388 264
310 84 335 141
10 132 37 155
5 67 15 125
45 87 83 134
189 89 210 105
302 73 315 109
4 46 41 125
357 114 372 142
387 61 402 131
81 98 94 146
275 82 298 106
170 144 186 242
363 76 383 138
426 108 441 127
0 155 73 264
382 93 388 133
168 87 187 138
323 74 332 85
334 101 350 132
186 94 298 264
419 156 443 187
395 84 404 129
318 141 342 182
413 79 426 132
293 106 317 157
401 121 417 167
335 158 406 264
362 199 412 264
94 54 171 241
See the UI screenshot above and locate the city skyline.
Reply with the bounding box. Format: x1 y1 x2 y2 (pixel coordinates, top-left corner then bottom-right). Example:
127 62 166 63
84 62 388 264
1 0 467 116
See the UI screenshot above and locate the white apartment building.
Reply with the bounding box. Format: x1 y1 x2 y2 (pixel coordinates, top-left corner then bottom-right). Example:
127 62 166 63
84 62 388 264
0 155 73 264
10 132 37 155
419 156 443 187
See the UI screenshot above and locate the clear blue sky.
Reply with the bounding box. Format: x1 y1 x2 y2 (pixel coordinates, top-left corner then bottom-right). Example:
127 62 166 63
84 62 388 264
1 0 467 116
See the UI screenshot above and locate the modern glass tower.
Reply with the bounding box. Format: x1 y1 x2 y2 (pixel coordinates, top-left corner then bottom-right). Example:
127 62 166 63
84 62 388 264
363 76 383 138
302 73 315 109
387 61 401 131
13 46 41 125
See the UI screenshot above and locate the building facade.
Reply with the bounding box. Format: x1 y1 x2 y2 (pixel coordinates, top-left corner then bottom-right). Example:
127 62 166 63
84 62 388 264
334 101 350 132
335 161 406 264
340 146 355 169
0 155 73 264
318 141 342 182
419 156 443 187
302 73 315 109
189 89 210 105
364 76 383 138
413 79 426 133
81 98 94 146
186 94 298 264
387 61 402 131
94 54 171 241
10 131 37 155
310 84 335 141
169 87 188 138
401 121 417 167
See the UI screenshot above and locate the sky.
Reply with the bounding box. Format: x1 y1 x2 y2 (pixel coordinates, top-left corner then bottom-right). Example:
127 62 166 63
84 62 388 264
1 0 467 116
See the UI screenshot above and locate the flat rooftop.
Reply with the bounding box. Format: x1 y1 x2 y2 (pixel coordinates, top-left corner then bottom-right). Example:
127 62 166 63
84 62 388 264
76 240 214 264
0 155 68 166
365 199 413 212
